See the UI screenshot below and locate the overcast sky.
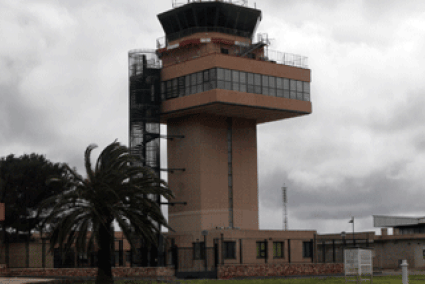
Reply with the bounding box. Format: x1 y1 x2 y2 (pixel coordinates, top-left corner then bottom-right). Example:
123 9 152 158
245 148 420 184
1 0 425 236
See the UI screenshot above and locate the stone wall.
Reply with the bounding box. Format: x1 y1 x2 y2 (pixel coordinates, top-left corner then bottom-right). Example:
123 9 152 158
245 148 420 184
218 263 344 279
0 267 175 280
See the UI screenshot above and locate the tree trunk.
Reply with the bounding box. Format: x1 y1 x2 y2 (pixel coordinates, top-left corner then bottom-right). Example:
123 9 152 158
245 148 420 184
95 222 114 284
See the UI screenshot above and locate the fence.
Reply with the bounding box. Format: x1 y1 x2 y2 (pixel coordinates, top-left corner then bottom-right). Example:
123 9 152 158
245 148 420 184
1 236 168 269
315 238 373 264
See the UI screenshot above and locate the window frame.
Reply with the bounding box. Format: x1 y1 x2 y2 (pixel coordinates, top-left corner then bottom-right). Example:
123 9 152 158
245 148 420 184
223 241 236 259
193 242 205 260
256 241 267 259
303 241 313 258
273 242 284 259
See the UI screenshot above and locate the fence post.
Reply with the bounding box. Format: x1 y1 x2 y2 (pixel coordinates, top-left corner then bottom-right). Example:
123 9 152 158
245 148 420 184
288 239 291 263
26 239 29 268
221 233 224 265
42 238 46 268
214 239 219 269
173 245 179 271
401 260 408 284
204 234 208 271
240 239 243 264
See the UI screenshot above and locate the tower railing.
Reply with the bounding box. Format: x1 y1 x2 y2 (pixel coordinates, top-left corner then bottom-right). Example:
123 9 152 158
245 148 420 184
156 27 252 47
172 0 248 8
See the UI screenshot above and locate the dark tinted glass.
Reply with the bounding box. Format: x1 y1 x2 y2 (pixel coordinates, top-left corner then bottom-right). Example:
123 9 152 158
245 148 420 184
276 78 283 89
232 70 239 82
224 69 231 81
283 78 290 90
210 68 217 81
247 73 254 84
240 72 246 84
303 82 310 93
217 80 225 89
196 72 203 84
217 68 224 80
262 75 269 87
254 74 261 86
297 81 303 92
290 80 296 91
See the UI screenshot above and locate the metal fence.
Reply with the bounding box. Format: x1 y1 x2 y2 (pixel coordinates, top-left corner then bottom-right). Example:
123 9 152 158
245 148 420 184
2 237 168 269
315 239 373 264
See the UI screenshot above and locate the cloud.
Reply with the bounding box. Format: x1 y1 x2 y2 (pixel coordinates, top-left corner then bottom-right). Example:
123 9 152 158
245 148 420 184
2 0 425 235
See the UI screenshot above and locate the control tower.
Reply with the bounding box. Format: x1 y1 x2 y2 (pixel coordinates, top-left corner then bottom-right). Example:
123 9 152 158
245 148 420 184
129 0 312 266
157 0 311 233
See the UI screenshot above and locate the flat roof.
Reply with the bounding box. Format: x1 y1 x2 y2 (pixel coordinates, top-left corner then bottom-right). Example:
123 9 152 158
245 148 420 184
373 215 425 227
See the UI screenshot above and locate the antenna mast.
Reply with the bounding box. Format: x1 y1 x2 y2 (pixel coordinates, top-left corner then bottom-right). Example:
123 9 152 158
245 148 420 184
282 185 288 230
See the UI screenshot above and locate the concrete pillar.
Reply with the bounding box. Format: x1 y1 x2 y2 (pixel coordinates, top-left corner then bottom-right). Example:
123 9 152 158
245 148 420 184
401 259 408 284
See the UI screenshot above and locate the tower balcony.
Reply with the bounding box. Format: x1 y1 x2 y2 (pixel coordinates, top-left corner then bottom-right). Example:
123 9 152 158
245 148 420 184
159 51 311 124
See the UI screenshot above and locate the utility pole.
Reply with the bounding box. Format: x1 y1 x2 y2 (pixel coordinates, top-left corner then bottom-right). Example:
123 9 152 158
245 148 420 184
282 185 288 231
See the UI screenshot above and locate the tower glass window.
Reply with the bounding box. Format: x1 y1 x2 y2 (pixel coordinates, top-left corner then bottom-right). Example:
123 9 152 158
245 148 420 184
161 69 311 102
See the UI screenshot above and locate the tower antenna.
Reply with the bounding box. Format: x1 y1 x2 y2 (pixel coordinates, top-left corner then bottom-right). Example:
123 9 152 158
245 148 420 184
282 185 288 231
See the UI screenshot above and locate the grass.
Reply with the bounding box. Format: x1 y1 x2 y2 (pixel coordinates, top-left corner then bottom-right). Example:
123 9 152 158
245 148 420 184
76 274 425 284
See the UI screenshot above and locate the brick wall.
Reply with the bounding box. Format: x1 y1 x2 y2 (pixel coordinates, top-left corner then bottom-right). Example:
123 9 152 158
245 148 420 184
0 267 175 280
218 263 344 279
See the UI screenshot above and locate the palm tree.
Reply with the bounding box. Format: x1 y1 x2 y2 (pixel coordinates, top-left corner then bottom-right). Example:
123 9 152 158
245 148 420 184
38 141 174 284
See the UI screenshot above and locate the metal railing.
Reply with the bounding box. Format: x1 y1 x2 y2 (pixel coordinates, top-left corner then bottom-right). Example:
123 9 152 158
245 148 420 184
157 27 252 48
264 49 308 69
172 0 248 8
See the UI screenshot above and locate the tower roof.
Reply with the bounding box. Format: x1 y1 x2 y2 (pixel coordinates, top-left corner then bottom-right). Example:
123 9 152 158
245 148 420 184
157 1 262 42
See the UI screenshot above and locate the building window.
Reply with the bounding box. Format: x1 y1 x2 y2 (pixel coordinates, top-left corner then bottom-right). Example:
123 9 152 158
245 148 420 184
273 242 284 258
221 48 229 54
256 241 267 259
162 69 310 102
193 242 205 260
303 241 313 258
224 241 236 259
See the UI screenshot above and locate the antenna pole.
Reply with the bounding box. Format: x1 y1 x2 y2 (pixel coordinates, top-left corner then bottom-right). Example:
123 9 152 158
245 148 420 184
282 185 288 231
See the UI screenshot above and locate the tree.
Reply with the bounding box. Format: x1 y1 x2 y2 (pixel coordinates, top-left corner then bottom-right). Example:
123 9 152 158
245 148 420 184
38 141 174 284
0 153 70 241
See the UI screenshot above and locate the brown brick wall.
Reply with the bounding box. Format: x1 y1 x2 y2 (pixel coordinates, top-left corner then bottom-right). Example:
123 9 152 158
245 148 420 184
218 263 344 279
0 267 175 280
